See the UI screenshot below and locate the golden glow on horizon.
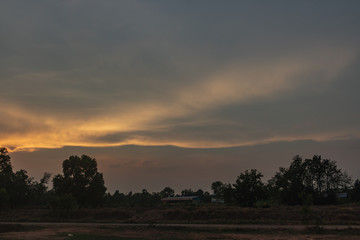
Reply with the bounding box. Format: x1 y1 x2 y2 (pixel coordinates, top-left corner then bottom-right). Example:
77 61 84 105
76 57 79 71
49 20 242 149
2 126 359 153
0 47 357 152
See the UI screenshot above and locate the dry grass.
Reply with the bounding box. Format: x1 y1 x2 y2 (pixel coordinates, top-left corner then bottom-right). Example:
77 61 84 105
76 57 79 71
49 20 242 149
1 204 360 225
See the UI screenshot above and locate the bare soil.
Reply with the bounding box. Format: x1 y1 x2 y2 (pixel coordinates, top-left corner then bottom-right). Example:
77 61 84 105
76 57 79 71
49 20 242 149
1 223 360 240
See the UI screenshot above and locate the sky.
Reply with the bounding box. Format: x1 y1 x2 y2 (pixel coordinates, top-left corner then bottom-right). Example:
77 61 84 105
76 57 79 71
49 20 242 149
1 1 360 193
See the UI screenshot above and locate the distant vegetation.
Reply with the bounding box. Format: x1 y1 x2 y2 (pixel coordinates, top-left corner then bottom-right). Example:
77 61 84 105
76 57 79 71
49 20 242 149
1 147 360 210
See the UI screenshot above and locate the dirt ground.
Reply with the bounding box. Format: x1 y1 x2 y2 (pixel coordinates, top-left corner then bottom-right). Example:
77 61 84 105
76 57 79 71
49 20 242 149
1 224 360 240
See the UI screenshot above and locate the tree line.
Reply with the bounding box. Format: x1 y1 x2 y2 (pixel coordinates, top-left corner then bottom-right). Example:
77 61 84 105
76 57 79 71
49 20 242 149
1 147 360 210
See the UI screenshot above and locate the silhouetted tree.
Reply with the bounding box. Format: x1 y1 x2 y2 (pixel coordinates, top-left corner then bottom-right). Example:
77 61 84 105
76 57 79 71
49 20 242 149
193 189 211 202
160 187 175 198
0 188 10 209
211 181 225 200
0 148 40 207
52 155 106 207
351 179 360 202
179 188 211 202
304 155 351 204
129 189 160 207
9 169 32 205
29 172 51 205
269 155 306 205
0 148 13 191
181 189 195 196
233 169 266 207
199 190 211 203
223 183 235 204
269 155 352 205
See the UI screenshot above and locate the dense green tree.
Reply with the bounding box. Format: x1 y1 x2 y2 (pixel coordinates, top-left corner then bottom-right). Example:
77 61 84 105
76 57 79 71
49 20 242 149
194 189 211 202
52 155 107 207
0 148 12 172
269 155 352 205
131 189 160 207
179 188 211 202
9 169 32 205
304 155 351 204
269 155 307 205
233 169 266 207
202 191 211 203
0 148 13 191
0 148 35 206
104 190 129 207
0 188 10 209
29 172 51 205
351 179 360 202
223 183 235 204
49 193 78 214
181 189 195 196
0 148 11 208
159 187 175 198
211 181 225 199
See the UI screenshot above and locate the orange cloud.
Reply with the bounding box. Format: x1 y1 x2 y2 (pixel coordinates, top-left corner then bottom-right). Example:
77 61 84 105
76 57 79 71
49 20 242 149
0 46 358 152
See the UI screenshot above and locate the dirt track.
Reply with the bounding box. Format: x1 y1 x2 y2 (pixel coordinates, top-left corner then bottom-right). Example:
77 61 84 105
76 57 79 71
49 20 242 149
2 221 360 229
1 222 360 240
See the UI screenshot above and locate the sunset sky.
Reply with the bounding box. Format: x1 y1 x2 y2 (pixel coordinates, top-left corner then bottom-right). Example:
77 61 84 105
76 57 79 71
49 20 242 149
1 1 360 193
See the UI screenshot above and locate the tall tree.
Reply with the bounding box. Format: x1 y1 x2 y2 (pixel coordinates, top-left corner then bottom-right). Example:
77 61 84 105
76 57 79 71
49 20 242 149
211 181 225 199
269 155 307 205
0 148 48 207
351 179 360 202
269 155 352 205
181 189 195 196
233 169 266 207
159 187 175 198
0 148 13 190
53 155 107 207
0 148 12 208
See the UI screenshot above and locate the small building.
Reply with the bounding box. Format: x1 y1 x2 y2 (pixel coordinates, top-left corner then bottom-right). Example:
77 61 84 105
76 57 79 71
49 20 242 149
211 195 225 204
161 196 200 204
336 192 348 199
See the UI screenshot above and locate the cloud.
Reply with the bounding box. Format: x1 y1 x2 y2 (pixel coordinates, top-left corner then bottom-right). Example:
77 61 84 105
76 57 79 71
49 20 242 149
178 46 355 109
1 1 360 151
1 45 358 151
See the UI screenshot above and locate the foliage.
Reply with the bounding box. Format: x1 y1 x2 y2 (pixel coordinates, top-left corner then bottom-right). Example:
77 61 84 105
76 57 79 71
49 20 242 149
53 155 107 207
269 155 352 205
222 183 235 204
211 181 225 199
49 193 79 217
233 169 266 207
49 193 78 210
0 148 13 192
159 187 175 198
180 188 211 202
29 172 52 205
0 148 50 207
351 179 360 202
104 189 161 207
1 147 358 208
0 188 10 209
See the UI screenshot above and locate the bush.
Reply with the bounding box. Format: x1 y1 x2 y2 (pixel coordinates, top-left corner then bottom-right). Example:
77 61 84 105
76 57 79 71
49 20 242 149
0 188 10 209
49 193 78 217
